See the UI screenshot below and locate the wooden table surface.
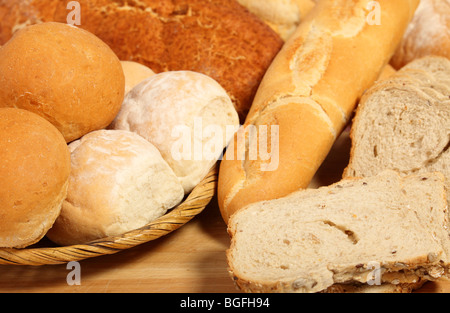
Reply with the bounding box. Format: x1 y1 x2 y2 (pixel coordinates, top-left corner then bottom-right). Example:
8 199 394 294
0 130 448 293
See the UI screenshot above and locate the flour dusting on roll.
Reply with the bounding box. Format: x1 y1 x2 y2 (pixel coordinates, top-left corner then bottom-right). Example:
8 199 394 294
46 129 184 246
111 71 240 194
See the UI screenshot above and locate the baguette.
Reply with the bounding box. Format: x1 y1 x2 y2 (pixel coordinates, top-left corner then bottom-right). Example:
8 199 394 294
218 0 420 223
0 0 283 122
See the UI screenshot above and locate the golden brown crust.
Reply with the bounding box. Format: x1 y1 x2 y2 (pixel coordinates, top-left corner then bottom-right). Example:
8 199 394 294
218 97 335 222
0 0 283 122
0 22 125 143
0 108 70 248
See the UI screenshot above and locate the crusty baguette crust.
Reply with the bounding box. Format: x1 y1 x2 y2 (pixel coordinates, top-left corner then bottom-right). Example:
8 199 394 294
0 0 283 122
218 0 420 223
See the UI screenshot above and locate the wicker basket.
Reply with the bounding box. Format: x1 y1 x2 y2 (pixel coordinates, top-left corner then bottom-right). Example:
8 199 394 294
0 165 218 266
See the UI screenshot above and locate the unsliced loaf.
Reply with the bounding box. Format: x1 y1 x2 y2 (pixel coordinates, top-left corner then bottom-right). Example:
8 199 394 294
344 56 450 205
0 0 283 121
390 0 450 70
0 108 70 248
227 171 450 293
111 71 240 194
46 130 184 246
0 22 125 143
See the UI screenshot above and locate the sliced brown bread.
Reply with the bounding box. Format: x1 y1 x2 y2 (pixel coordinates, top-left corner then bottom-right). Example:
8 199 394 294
343 56 450 206
227 170 449 293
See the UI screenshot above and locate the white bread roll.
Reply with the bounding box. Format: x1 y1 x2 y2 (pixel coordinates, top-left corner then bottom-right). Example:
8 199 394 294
237 0 316 40
390 0 450 70
218 0 420 223
0 108 70 248
0 22 125 143
46 129 184 246
111 71 240 194
120 60 155 95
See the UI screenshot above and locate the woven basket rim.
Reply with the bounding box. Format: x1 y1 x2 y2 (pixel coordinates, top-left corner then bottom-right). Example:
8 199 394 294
0 165 218 266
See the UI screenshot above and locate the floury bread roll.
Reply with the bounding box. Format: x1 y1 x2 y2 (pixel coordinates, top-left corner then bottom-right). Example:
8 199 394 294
0 22 125 143
0 108 70 248
218 0 420 223
46 130 184 246
390 0 450 70
237 0 316 40
111 71 240 194
121 61 155 95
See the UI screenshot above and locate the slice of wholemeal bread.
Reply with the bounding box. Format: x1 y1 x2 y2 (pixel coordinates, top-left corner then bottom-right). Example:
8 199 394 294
227 171 450 293
343 56 450 204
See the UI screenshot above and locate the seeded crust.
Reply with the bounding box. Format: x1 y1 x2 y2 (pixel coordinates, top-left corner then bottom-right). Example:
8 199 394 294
324 280 426 293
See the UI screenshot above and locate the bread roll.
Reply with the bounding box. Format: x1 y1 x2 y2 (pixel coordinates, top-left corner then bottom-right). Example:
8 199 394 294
111 71 240 194
0 22 125 143
46 130 184 246
390 0 450 70
237 0 316 40
121 61 155 95
0 108 70 248
218 0 420 223
0 0 283 122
